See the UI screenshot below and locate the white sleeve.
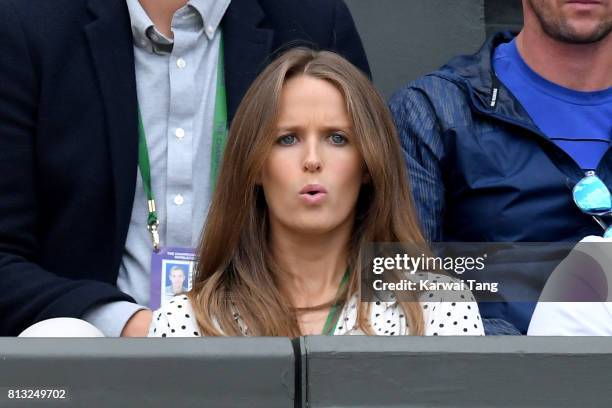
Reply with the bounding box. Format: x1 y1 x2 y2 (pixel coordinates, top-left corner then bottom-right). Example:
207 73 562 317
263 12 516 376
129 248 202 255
423 299 484 336
148 308 172 337
420 276 485 336
527 236 612 335
147 295 201 337
528 302 612 336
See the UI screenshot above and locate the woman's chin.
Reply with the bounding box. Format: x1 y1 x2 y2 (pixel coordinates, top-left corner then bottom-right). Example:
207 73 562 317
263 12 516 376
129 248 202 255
270 207 355 238
286 216 353 238
283 219 339 236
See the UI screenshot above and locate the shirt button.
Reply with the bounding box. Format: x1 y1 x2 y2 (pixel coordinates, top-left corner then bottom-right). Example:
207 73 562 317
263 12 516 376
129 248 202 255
176 58 187 69
173 194 184 206
175 128 185 139
206 25 214 36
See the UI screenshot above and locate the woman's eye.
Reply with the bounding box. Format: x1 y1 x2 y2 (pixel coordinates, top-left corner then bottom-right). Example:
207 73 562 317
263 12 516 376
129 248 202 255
277 134 297 145
329 133 347 145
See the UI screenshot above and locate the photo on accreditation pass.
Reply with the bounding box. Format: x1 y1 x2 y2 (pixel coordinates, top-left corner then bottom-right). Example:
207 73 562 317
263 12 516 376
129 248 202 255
161 260 193 305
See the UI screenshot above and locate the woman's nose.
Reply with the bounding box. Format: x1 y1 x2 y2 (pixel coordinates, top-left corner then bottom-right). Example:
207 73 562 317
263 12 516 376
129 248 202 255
302 137 323 172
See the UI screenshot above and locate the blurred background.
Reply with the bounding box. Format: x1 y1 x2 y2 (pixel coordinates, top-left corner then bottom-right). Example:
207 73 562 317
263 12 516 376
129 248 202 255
345 0 523 97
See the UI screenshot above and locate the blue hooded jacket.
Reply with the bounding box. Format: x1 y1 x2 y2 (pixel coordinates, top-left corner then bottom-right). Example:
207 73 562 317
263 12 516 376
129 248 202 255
389 32 611 333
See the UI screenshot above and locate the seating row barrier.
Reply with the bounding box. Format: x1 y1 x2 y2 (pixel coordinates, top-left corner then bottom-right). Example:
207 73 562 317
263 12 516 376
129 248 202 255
1 337 611 407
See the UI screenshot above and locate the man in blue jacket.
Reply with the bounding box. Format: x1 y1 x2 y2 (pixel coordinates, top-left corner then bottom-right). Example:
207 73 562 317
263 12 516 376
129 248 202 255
390 0 611 334
0 0 370 336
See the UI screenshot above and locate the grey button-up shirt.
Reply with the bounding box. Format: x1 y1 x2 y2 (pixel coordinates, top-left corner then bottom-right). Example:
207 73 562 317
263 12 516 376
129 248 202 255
83 0 231 336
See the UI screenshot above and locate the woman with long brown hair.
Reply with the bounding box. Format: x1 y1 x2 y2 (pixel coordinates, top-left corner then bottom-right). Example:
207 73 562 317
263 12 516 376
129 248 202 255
149 48 483 337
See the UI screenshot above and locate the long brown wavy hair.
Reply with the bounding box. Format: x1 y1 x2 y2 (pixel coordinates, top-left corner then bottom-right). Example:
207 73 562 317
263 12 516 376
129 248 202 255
189 48 427 336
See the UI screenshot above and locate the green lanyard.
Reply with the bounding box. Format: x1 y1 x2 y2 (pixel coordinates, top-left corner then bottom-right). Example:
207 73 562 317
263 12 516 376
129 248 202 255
137 34 228 252
209 33 228 191
321 268 351 336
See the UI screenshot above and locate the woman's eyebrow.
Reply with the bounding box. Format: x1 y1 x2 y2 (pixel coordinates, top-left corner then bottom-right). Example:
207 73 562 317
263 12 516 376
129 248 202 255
320 124 353 132
275 123 353 132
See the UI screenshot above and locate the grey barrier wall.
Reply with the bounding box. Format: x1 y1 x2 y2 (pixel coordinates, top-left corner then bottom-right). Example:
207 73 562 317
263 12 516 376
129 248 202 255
345 0 524 98
0 338 295 408
302 336 612 408
2 337 612 407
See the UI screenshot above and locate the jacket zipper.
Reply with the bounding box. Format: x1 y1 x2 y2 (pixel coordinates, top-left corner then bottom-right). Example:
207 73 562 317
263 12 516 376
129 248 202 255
462 79 589 182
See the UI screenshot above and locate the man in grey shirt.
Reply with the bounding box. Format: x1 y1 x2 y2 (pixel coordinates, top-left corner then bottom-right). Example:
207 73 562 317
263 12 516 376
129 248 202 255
83 0 233 337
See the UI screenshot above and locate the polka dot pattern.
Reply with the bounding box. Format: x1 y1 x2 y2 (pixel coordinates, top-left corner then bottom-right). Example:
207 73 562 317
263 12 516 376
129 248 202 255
148 276 484 337
148 295 248 337
332 274 483 336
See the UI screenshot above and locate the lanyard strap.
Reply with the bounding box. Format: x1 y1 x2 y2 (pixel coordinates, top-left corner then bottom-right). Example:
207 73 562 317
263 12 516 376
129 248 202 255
321 268 351 336
137 34 228 252
210 33 228 191
138 109 160 251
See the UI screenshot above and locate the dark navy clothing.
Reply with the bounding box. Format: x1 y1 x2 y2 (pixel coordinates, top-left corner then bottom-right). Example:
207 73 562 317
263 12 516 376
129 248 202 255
389 32 612 333
493 39 612 171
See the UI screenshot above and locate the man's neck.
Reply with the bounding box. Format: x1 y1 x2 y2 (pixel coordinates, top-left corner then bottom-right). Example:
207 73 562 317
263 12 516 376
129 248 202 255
138 0 189 38
516 25 612 91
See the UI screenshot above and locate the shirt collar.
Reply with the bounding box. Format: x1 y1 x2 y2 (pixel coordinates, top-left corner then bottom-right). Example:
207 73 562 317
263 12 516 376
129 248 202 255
190 0 231 40
126 0 231 54
126 0 157 53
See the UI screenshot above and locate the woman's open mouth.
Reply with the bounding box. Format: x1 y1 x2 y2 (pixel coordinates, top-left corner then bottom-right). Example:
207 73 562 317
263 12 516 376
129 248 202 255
299 184 328 205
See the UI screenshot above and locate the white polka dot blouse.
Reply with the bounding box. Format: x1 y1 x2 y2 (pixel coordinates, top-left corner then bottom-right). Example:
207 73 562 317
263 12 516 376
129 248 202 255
148 274 484 337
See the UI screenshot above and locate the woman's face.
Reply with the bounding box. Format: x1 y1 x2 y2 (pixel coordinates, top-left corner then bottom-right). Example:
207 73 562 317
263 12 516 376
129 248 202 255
261 75 367 236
